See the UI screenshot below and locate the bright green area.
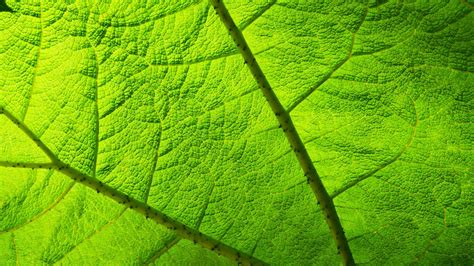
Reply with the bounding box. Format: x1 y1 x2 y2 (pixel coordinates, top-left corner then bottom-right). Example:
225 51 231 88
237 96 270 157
0 0 472 265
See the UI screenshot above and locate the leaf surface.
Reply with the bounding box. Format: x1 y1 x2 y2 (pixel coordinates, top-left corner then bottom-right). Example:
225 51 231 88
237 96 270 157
0 0 472 265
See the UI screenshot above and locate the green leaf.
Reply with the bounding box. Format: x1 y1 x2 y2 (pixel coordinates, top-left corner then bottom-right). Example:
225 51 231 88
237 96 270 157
0 0 472 265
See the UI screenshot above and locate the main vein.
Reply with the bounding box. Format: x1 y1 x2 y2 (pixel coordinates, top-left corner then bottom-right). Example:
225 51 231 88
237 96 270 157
0 107 265 266
209 1 355 265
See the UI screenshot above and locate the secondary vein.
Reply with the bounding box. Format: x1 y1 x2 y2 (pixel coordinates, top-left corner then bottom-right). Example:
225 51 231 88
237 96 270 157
0 107 265 266
209 1 355 265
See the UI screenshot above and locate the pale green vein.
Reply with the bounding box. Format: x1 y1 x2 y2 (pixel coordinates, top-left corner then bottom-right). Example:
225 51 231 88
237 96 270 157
287 41 352 113
54 207 128 264
331 99 419 199
0 178 75 234
195 180 216 230
239 0 276 31
413 64 474 75
412 228 447 263
0 107 265 266
250 224 265 257
217 220 235 242
143 121 162 203
210 1 354 264
346 222 391 244
22 0 43 121
86 39 100 179
302 117 366 147
98 65 151 120
144 236 181 265
158 87 260 158
351 26 417 58
287 7 368 113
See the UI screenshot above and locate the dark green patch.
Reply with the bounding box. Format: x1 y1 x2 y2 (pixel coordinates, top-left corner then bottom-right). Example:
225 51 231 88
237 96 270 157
0 0 13 12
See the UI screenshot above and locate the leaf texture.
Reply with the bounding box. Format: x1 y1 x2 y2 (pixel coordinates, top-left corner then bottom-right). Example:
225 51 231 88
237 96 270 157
0 0 472 265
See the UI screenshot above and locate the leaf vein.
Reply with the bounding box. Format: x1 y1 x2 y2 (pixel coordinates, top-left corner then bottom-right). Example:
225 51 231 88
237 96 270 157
210 1 355 264
143 236 180 265
53 207 127 264
331 99 419 198
0 179 75 234
1 108 265 265
22 0 44 121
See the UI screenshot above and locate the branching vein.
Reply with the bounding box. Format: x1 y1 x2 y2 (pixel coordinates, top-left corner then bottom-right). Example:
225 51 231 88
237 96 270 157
0 107 265 266
209 1 355 265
